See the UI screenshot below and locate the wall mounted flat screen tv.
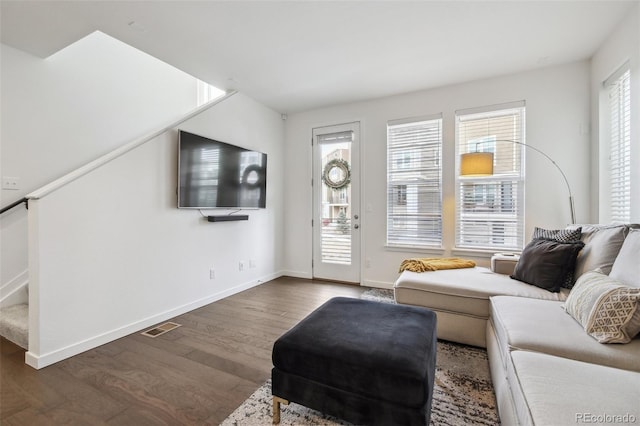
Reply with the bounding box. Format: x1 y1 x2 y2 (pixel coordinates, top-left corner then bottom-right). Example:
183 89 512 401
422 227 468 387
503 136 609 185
178 130 267 209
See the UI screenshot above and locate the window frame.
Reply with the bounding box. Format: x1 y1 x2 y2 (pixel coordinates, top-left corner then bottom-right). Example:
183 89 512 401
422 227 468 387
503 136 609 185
454 103 526 251
605 63 631 223
386 115 443 249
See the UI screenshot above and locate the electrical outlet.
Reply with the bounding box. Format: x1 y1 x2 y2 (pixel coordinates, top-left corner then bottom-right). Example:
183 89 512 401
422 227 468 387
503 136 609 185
239 261 245 271
209 268 216 279
2 177 20 190
249 259 256 269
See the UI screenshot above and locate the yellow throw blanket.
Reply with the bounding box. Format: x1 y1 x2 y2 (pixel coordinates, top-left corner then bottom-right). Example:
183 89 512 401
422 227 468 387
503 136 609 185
399 257 476 273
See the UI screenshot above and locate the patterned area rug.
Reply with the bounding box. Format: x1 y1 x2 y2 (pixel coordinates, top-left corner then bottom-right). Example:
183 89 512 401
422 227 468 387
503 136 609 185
222 341 498 425
222 289 499 425
360 287 395 303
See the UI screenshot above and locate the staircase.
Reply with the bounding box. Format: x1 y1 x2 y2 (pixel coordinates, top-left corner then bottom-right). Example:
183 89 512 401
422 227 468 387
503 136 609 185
0 278 29 349
0 303 28 349
1 200 30 350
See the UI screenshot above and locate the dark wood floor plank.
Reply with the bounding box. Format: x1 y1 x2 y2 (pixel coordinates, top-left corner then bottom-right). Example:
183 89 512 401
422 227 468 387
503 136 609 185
0 379 31 419
23 363 127 421
59 350 219 424
40 403 111 426
1 406 59 426
0 277 365 424
112 339 257 402
0 345 68 413
176 310 287 346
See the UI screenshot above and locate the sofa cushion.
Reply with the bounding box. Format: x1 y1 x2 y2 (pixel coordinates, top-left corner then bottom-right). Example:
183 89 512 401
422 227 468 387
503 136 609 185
490 296 640 372
532 226 582 288
564 270 640 343
395 268 569 320
571 224 627 279
508 351 640 426
610 228 640 288
532 226 582 242
510 238 584 292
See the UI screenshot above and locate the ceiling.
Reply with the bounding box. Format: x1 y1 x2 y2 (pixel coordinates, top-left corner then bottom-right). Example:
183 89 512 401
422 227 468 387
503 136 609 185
1 1 637 113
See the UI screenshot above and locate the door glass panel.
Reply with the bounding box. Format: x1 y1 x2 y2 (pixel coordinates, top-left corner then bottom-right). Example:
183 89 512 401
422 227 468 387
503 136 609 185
319 132 353 265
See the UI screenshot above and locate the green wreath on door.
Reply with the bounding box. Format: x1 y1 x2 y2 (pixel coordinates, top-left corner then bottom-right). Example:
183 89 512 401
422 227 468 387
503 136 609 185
322 158 351 190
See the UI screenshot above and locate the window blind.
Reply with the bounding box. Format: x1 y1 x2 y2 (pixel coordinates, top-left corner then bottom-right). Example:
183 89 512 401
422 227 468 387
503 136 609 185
607 67 631 223
317 130 354 145
387 116 442 247
455 104 525 250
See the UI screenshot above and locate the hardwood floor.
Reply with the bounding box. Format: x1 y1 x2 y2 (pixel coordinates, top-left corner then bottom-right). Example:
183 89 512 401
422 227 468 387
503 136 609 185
0 277 364 425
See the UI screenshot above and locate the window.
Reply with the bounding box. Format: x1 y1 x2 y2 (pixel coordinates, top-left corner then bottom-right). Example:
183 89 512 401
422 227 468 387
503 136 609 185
196 79 225 106
387 116 442 247
606 65 631 222
455 103 525 250
395 185 407 206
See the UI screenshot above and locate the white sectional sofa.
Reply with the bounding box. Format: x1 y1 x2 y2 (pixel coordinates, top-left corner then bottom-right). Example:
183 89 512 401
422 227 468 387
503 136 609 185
394 224 640 426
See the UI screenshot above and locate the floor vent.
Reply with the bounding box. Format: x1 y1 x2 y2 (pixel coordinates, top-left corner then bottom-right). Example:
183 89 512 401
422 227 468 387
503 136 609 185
141 322 181 338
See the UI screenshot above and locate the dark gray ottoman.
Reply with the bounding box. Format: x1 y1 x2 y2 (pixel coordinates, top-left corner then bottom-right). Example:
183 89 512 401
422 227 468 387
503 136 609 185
272 297 437 425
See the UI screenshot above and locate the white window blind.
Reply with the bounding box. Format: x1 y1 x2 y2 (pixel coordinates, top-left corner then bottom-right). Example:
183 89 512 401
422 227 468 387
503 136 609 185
387 116 442 247
455 104 525 250
607 66 631 222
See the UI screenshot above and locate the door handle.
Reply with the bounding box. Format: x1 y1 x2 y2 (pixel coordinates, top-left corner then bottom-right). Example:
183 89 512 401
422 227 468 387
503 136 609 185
354 224 360 229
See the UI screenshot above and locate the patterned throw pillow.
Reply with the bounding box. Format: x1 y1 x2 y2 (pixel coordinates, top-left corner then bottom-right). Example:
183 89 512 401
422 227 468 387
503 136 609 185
563 270 640 343
532 226 582 243
532 227 582 288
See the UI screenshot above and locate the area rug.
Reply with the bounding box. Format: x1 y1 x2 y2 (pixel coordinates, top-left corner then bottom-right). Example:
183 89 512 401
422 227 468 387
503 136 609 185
221 341 499 425
360 287 395 303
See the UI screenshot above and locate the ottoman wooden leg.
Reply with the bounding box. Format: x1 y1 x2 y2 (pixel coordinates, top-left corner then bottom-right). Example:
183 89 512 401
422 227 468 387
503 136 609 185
272 396 289 424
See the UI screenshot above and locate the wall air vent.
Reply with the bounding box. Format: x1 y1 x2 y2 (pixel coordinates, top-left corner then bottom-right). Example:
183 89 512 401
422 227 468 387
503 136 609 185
141 322 181 338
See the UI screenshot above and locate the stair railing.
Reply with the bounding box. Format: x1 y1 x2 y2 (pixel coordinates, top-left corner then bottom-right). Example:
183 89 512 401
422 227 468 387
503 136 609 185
0 197 28 215
27 90 237 201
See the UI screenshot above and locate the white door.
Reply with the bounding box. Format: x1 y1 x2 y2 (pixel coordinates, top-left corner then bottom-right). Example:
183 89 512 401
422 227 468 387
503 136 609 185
312 122 360 283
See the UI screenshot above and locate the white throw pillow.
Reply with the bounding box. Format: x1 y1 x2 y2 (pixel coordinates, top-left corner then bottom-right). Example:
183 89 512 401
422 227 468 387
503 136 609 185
609 228 640 288
564 270 640 343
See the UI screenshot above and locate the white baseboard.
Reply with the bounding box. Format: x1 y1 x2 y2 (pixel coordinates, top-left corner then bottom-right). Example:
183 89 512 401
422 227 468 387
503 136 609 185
1 270 28 307
281 270 313 280
25 272 280 370
361 279 395 289
280 272 392 288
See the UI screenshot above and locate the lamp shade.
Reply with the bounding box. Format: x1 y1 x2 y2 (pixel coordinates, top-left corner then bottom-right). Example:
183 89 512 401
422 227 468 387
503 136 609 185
460 152 494 176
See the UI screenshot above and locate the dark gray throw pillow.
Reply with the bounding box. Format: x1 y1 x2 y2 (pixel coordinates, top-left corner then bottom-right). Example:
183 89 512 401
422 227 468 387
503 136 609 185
532 226 582 289
511 238 585 292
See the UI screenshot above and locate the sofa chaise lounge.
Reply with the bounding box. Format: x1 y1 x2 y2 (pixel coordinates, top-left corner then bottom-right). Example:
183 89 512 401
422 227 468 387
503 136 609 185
394 224 640 425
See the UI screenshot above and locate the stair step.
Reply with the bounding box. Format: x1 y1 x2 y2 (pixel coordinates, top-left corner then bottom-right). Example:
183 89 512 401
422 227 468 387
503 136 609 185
0 304 28 349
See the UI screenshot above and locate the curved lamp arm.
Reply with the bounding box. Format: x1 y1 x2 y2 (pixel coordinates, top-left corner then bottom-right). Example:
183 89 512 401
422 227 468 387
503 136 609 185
461 139 576 224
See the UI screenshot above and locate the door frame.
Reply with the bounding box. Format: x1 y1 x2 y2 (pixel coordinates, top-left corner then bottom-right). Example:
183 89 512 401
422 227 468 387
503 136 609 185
311 121 361 284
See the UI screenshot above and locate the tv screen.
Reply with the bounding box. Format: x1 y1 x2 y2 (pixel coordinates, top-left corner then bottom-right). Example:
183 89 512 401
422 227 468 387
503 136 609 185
178 130 267 209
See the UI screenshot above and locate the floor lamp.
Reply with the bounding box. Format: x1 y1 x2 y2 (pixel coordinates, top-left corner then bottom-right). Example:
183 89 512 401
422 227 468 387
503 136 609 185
459 140 576 225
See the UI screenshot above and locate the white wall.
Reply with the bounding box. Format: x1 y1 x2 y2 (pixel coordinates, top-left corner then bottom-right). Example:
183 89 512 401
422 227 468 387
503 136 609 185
1 31 284 367
27 93 284 368
1 32 199 289
283 62 591 287
590 3 640 222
